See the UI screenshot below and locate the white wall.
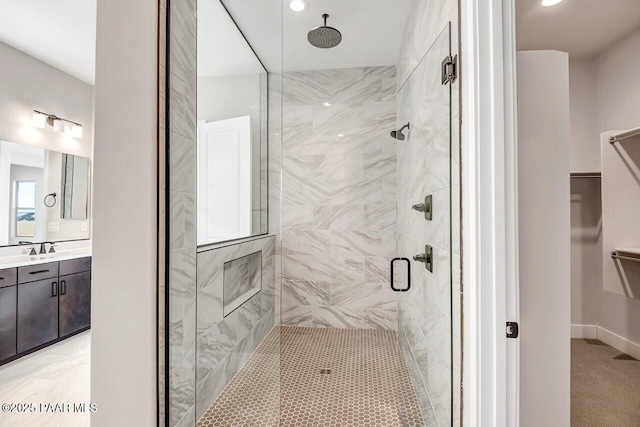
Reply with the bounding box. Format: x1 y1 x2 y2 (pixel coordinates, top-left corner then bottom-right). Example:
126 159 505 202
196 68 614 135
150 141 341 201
595 28 640 344
517 50 571 427
0 41 93 159
569 59 599 173
91 0 157 425
570 27 640 346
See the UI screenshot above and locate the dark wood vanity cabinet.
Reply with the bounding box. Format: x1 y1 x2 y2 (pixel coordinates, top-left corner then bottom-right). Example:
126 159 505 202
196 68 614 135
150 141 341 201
17 278 59 353
59 271 91 337
0 256 91 365
0 285 17 361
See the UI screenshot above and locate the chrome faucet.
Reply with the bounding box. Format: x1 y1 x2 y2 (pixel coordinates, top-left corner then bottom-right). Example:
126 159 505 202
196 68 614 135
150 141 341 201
39 242 47 254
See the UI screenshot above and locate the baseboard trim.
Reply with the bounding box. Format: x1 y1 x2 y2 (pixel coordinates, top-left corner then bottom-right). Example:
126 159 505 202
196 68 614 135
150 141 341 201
572 324 640 360
571 324 597 339
596 327 640 361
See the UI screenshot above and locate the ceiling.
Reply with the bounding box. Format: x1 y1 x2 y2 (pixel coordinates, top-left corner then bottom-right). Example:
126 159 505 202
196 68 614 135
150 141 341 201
0 0 96 84
198 0 265 77
516 0 640 59
224 0 413 72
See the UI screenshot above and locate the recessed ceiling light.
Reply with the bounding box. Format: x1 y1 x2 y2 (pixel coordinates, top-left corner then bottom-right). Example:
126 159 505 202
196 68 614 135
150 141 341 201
290 0 307 12
323 102 332 107
541 0 563 6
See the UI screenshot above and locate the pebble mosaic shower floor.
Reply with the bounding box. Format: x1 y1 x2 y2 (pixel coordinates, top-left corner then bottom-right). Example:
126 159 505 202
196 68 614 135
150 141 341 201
197 326 425 426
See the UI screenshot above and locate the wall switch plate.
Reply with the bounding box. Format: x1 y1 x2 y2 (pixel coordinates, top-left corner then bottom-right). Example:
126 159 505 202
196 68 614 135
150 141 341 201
81 222 88 232
48 222 60 232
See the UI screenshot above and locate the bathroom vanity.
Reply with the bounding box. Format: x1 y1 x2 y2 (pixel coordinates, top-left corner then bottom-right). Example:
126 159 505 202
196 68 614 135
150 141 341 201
0 251 91 365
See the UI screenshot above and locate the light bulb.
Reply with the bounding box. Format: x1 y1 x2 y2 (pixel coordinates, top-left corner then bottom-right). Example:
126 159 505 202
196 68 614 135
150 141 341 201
71 124 83 139
289 0 307 12
32 112 46 128
541 0 563 6
53 119 65 133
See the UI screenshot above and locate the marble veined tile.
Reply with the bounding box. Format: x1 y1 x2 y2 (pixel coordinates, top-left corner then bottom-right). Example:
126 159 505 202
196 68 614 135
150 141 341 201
282 306 313 326
282 230 331 256
282 280 330 306
363 65 396 79
313 306 364 329
169 131 196 194
364 151 396 182
364 308 397 330
365 257 390 282
364 204 396 231
312 205 365 231
331 75 382 104
283 72 331 104
331 281 382 309
197 317 237 383
363 100 396 129
283 155 315 180
330 231 383 258
313 153 365 181
282 177 330 205
312 103 363 129
329 179 382 205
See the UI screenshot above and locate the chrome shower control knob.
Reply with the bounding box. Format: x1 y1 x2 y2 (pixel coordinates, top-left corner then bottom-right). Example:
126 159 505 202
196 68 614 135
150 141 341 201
413 245 434 272
412 195 432 221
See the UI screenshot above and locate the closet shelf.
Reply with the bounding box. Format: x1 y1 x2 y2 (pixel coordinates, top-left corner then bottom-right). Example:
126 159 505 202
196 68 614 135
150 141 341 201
611 248 640 263
570 172 601 179
609 126 640 144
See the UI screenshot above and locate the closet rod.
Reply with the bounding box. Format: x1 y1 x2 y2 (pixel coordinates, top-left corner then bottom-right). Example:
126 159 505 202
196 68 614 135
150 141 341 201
609 126 640 144
611 250 640 263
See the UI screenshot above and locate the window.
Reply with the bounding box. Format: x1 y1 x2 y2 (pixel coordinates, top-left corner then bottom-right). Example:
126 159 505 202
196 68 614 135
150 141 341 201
15 181 36 237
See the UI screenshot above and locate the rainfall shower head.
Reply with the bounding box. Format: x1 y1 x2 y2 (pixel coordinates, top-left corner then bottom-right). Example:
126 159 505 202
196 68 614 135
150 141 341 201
390 123 410 141
308 14 342 49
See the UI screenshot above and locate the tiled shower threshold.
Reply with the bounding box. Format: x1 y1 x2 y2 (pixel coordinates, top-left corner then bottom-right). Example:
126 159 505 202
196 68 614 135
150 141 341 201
197 326 425 426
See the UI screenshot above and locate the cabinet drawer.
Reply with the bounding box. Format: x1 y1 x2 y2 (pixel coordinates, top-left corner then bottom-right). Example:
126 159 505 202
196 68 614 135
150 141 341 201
59 257 91 276
0 268 17 288
17 262 59 284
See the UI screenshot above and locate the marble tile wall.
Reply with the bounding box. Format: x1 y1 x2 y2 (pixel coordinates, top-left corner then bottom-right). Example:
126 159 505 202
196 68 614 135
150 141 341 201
395 0 461 426
195 236 276 421
164 3 283 425
280 66 398 330
165 0 198 426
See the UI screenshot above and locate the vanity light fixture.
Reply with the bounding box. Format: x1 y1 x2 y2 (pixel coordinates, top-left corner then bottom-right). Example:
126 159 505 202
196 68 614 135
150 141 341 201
289 0 307 12
541 0 563 6
32 110 83 139
32 111 47 128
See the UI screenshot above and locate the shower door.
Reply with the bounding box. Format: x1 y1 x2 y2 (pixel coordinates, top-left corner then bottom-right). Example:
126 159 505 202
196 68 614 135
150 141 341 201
395 24 458 426
280 2 459 422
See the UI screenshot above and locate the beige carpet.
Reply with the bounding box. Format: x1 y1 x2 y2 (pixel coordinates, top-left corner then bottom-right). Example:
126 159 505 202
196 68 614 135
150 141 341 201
572 339 640 426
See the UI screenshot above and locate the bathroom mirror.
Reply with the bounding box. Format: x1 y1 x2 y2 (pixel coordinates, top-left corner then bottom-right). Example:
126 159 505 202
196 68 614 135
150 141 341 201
0 140 91 246
196 0 268 246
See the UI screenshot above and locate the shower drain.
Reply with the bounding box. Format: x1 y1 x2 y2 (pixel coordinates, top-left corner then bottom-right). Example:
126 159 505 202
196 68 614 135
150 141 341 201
319 369 332 374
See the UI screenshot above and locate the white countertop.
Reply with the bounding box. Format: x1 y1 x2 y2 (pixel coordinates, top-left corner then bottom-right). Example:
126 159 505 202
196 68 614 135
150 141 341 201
0 249 92 269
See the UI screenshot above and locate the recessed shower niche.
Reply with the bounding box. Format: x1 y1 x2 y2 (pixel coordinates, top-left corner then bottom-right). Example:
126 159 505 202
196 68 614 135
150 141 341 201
223 251 262 317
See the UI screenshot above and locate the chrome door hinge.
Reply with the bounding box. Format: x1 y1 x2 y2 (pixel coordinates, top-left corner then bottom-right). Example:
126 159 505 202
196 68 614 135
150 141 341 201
506 322 519 338
442 55 457 85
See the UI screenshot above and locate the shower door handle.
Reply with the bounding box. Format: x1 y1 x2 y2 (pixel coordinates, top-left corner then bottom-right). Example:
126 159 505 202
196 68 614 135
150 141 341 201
390 258 411 292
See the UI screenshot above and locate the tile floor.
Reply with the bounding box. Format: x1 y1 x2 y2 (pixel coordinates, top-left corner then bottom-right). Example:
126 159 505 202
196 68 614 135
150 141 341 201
0 331 90 427
198 326 425 426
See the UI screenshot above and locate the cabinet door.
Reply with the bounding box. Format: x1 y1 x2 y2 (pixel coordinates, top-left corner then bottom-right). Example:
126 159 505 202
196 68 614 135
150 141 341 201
0 286 17 361
17 279 59 353
59 271 91 337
